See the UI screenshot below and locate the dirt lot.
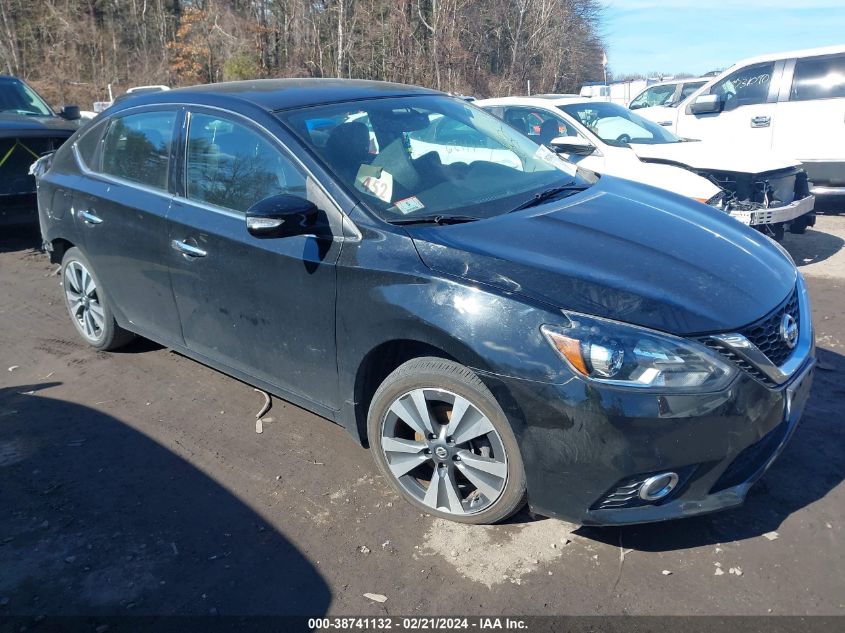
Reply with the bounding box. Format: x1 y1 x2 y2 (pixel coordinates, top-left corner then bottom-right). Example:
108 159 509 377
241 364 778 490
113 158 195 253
1 213 844 619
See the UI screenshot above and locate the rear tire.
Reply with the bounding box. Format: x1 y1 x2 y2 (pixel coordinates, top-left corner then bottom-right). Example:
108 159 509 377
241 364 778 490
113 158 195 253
368 357 527 524
61 247 135 351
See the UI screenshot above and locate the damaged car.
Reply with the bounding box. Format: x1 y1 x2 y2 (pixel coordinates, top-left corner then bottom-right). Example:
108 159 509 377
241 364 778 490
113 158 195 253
478 96 815 240
34 80 814 526
1 75 80 226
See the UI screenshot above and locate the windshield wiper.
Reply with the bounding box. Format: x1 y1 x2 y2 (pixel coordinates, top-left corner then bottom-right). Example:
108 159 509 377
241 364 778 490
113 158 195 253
388 214 481 226
508 183 588 213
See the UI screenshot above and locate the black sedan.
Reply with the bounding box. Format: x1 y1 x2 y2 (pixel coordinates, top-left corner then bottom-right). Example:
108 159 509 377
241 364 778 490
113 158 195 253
33 79 815 525
1 75 80 226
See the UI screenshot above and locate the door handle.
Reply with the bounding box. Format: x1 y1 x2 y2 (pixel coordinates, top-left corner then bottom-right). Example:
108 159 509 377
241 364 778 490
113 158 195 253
77 209 103 225
657 121 673 127
750 116 771 128
171 239 207 258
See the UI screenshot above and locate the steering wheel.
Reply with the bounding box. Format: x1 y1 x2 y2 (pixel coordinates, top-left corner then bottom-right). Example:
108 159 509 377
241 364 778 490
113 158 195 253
616 134 632 144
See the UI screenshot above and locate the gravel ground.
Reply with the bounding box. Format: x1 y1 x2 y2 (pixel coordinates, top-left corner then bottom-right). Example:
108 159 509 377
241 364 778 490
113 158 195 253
1 213 843 619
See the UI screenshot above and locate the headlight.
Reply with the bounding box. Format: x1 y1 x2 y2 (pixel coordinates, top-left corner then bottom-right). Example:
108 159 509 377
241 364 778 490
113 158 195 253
695 191 726 209
541 313 737 391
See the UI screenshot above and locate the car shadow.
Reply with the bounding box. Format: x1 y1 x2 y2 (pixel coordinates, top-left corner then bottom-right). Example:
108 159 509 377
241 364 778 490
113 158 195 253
782 226 845 268
0 382 331 619
574 347 845 552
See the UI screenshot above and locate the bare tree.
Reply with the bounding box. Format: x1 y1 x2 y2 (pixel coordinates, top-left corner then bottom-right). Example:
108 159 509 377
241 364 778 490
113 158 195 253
1 0 606 108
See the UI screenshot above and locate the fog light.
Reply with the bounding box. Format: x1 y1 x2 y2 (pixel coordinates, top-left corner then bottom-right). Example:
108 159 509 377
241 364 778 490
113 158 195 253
638 472 679 501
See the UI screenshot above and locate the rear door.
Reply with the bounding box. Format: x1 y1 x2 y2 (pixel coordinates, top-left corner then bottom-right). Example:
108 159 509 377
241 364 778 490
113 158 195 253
676 60 781 151
166 109 343 407
72 107 183 344
773 53 845 188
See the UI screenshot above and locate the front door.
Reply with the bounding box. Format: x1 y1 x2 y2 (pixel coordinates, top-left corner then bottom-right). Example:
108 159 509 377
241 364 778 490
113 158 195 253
166 110 342 408
676 60 779 152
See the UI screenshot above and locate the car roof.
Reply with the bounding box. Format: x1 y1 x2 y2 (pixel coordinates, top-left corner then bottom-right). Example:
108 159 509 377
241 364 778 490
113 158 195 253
125 78 441 112
643 77 708 88
727 43 845 67
475 96 597 108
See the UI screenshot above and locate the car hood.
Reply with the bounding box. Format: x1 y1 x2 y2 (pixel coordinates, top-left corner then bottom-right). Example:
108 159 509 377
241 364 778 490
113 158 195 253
580 151 720 201
0 113 78 136
630 140 800 174
410 176 797 335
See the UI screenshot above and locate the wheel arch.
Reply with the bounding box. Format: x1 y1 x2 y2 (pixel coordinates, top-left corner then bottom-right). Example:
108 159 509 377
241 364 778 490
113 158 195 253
349 329 495 447
48 237 75 264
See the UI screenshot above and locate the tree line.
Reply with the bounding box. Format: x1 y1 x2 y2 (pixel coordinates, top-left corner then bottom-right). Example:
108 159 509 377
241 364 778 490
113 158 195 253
0 0 606 109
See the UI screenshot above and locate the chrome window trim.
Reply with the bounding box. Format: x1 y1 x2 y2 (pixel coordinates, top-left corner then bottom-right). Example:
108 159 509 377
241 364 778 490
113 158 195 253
71 101 362 242
71 105 179 200
72 142 174 202
706 274 813 386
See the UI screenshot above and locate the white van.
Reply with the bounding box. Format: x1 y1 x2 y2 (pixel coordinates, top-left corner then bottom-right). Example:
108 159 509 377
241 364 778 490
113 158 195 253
640 45 845 196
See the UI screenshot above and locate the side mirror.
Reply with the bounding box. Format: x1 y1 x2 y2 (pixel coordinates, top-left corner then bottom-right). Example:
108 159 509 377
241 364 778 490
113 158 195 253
60 105 81 121
245 194 319 239
549 136 596 156
629 102 644 110
689 94 721 115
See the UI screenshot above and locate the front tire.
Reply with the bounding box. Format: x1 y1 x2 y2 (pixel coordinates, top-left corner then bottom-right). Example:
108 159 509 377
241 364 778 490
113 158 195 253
368 357 527 524
61 247 134 351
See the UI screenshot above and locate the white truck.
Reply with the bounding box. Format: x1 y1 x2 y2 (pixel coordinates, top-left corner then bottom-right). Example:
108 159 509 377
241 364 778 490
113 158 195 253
634 45 845 197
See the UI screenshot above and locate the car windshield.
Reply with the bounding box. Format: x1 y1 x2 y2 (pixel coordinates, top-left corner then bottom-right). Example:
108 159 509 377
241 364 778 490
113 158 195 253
629 84 676 109
559 101 682 146
0 78 53 116
278 95 585 222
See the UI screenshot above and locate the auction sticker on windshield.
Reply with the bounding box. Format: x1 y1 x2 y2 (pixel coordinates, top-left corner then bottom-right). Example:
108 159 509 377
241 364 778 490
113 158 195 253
356 165 394 203
394 196 425 214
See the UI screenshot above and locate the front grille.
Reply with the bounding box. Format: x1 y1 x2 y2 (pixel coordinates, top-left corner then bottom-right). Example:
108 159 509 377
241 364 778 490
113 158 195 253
740 288 800 367
710 421 789 493
699 339 777 388
0 136 66 196
705 167 801 210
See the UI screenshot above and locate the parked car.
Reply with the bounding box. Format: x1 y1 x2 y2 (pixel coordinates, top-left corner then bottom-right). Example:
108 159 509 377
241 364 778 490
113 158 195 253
628 77 708 113
0 75 80 226
478 96 815 239
34 79 814 526
637 45 845 197
579 79 657 105
113 85 170 105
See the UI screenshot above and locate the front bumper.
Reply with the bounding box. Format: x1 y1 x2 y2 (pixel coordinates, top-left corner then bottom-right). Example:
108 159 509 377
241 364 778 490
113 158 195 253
730 194 815 227
482 355 814 526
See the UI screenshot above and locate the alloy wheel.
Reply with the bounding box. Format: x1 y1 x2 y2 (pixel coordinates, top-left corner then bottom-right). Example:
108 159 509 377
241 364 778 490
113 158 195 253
64 260 104 342
379 388 508 516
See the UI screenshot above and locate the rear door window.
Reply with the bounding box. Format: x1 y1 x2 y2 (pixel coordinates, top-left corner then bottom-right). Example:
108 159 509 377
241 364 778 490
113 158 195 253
101 111 176 190
75 120 108 170
790 54 845 101
185 113 306 213
501 107 579 145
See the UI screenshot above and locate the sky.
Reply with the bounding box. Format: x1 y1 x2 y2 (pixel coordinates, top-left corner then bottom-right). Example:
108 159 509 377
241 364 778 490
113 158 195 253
602 0 845 77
